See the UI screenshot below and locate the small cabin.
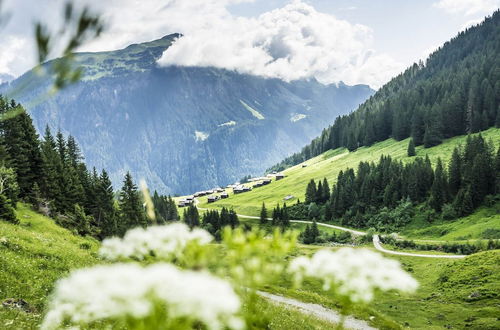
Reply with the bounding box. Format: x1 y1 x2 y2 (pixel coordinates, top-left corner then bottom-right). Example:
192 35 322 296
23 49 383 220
220 192 229 199
178 201 186 207
275 174 285 180
207 196 217 203
302 164 308 168
262 179 271 185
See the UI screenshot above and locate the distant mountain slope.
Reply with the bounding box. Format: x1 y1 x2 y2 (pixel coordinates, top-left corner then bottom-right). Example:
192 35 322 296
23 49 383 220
5 34 373 194
197 127 500 217
270 11 500 172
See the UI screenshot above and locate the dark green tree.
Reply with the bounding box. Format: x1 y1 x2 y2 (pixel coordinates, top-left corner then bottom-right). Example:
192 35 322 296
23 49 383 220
305 179 317 204
118 172 146 235
259 202 267 225
407 138 416 156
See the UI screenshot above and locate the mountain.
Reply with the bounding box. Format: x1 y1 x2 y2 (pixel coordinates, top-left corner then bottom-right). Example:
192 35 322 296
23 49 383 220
269 11 500 172
0 73 15 84
5 34 373 194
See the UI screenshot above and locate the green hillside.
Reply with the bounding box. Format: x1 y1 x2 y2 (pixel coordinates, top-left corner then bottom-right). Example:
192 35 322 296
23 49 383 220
268 249 500 329
198 127 500 217
0 205 336 330
0 204 100 329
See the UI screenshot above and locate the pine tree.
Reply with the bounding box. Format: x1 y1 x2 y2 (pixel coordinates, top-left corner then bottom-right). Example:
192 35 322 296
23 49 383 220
429 158 447 212
322 178 330 203
470 153 492 207
448 147 462 196
495 146 500 194
281 203 290 228
118 172 146 235
310 220 320 242
72 204 92 236
0 193 17 224
407 138 416 156
316 180 323 203
229 209 239 228
97 170 117 238
259 202 267 224
184 204 200 228
305 179 317 204
454 187 474 216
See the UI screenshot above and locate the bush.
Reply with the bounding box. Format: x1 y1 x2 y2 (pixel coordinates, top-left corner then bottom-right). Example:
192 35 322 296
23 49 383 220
0 193 17 224
481 229 500 239
441 203 457 220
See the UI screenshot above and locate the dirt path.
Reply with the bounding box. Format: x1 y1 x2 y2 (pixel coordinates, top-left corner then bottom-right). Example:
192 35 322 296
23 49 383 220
257 291 376 330
197 202 467 259
372 235 466 259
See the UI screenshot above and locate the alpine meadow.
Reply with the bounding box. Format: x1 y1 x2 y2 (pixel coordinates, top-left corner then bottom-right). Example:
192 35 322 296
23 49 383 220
0 1 499 330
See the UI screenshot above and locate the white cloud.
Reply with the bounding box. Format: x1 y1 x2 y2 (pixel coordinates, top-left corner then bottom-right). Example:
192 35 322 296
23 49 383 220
157 0 401 88
459 18 484 31
1 0 401 88
0 36 28 76
434 0 499 16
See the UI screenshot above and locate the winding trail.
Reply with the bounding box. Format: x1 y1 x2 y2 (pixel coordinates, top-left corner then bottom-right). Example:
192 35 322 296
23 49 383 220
197 202 466 259
372 235 466 259
257 291 376 330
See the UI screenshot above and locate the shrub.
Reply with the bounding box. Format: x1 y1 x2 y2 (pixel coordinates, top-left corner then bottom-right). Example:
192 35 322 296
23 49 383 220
0 193 17 224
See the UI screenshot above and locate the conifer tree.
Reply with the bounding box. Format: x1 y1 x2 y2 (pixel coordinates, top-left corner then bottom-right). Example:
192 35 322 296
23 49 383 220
118 172 146 235
72 204 92 236
495 146 500 194
407 138 416 156
184 204 200 228
322 178 330 203
448 147 462 196
429 158 447 212
259 202 267 224
305 179 317 204
97 169 117 238
229 209 239 228
0 193 17 224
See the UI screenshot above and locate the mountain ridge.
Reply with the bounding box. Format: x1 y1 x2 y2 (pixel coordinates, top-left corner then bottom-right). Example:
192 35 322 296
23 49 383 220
4 34 373 194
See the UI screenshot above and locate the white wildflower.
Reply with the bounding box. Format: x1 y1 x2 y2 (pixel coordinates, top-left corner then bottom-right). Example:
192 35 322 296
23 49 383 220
99 223 213 260
289 248 418 303
41 263 243 330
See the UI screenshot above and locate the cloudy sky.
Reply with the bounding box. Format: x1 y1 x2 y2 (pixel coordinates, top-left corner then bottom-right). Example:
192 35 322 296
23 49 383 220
0 0 498 88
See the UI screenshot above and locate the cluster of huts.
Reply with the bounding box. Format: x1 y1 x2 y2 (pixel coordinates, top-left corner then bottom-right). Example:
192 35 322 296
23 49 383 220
178 172 286 206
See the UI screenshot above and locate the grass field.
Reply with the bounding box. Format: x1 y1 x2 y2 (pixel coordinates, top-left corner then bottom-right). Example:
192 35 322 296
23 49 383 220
265 247 500 330
197 128 500 217
402 202 500 241
0 204 100 329
2 204 499 329
0 205 340 329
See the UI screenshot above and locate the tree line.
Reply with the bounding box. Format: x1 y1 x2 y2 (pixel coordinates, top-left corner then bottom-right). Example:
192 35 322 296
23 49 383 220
269 11 500 172
301 134 500 231
0 95 179 238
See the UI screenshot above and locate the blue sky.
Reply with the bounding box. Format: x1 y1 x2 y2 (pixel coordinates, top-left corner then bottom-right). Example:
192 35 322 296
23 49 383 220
0 0 498 88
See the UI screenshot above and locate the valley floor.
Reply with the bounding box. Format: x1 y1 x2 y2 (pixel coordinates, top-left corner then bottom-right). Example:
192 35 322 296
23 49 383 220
2 204 499 329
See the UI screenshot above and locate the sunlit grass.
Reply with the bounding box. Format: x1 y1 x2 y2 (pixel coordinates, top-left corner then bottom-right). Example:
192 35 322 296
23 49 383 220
198 128 500 218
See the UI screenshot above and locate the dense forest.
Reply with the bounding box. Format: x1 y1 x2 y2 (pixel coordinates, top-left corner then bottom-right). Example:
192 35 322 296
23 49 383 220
298 135 500 232
269 11 500 172
0 96 179 238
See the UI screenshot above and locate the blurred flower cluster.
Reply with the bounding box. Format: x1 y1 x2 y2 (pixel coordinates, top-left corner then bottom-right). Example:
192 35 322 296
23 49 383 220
289 248 418 303
43 223 418 329
42 263 242 330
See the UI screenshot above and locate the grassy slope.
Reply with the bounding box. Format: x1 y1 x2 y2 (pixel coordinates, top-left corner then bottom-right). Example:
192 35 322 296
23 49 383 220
266 246 500 330
199 127 500 216
0 205 335 330
0 204 100 329
402 202 500 241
